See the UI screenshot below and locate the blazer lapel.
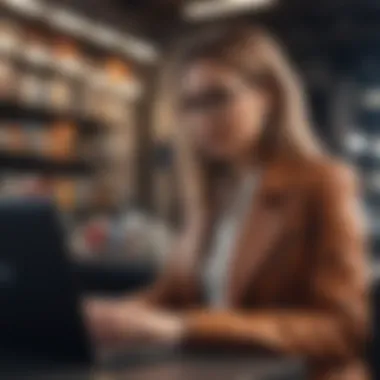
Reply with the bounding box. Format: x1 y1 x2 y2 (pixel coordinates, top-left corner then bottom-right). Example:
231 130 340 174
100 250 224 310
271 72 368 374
226 167 289 307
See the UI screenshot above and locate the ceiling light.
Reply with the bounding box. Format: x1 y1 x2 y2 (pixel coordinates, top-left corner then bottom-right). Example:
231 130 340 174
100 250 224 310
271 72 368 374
183 0 276 21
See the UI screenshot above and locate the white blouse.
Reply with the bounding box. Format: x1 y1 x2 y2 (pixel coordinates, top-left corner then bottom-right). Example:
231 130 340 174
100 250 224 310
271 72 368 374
202 172 259 309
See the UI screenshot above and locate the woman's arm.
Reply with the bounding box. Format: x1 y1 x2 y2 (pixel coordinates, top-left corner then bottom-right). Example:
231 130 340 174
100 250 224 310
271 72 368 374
127 245 181 308
84 225 199 345
130 220 203 308
181 163 370 360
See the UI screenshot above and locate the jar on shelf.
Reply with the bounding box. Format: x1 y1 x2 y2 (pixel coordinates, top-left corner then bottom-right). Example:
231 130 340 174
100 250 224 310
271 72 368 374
26 123 48 155
48 75 73 111
0 20 22 57
22 31 52 68
82 65 107 120
0 123 10 150
103 90 127 123
18 72 47 107
0 58 17 99
8 123 27 153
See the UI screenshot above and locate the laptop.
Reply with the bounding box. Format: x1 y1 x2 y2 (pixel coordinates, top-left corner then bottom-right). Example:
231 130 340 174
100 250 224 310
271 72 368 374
0 198 188 373
0 198 94 370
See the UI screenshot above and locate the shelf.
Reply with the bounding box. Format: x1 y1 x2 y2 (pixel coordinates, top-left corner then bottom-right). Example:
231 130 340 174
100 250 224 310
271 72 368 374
71 204 121 220
0 152 93 176
0 99 102 134
1 4 158 67
1 50 143 99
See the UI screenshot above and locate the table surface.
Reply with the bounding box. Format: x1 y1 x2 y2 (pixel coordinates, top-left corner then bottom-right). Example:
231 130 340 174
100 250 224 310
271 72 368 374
3 353 305 380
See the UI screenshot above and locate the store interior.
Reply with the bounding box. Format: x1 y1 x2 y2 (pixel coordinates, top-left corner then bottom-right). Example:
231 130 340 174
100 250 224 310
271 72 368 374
1 0 380 293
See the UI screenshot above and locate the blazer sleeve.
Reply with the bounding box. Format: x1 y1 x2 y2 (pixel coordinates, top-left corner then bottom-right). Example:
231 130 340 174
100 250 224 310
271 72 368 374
182 163 370 360
130 245 181 308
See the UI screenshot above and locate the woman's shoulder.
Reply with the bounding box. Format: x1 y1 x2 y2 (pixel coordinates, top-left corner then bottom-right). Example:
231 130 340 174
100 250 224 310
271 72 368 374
267 154 360 194
294 154 360 195
304 154 357 182
263 154 361 201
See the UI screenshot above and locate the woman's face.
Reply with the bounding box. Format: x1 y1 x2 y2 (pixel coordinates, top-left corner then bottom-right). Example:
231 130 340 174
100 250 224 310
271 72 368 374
179 59 272 161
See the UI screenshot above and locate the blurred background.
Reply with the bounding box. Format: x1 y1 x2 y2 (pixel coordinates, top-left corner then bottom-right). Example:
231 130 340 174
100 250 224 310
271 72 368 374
0 0 379 293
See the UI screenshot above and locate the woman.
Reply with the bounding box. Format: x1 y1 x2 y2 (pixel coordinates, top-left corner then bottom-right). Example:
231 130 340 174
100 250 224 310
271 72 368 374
86 25 369 380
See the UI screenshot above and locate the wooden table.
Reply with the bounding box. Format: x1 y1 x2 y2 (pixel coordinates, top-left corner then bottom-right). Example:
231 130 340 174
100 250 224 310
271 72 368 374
3 354 305 380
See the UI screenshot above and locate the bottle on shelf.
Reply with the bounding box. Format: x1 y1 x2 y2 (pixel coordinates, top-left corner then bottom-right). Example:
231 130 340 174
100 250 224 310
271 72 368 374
52 38 84 78
101 57 132 123
54 178 76 211
46 121 77 160
48 39 82 112
8 123 27 153
49 74 73 112
18 71 48 107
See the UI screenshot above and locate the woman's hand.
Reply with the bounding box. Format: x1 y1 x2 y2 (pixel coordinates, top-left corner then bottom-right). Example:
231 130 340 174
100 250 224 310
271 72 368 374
83 298 185 348
137 308 185 345
83 298 138 347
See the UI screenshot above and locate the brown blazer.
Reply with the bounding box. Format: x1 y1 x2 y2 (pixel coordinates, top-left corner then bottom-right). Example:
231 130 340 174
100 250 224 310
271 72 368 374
138 156 370 380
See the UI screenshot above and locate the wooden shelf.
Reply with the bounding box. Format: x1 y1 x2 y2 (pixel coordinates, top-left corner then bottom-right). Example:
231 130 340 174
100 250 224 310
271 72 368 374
0 99 102 134
71 204 121 221
0 4 155 69
1 51 143 99
0 152 93 176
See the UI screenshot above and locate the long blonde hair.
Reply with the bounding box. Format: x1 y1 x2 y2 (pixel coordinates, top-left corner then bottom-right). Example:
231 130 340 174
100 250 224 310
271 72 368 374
157 24 324 234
